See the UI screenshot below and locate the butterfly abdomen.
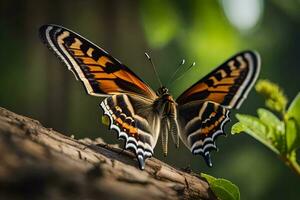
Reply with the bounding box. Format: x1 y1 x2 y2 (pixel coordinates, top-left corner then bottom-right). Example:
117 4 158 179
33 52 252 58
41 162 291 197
158 94 180 154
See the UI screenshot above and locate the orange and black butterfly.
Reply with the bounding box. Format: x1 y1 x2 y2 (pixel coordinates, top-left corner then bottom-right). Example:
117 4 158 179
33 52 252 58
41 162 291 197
39 24 260 170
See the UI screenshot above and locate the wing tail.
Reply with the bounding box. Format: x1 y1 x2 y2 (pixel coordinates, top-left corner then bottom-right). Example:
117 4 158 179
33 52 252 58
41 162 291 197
178 101 230 167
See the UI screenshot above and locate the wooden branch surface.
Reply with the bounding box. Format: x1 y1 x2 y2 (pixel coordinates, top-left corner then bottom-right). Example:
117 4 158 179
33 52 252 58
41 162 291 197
0 107 216 200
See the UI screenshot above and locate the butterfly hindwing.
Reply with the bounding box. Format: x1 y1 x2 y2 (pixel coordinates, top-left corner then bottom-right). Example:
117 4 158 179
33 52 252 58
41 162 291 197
178 101 230 166
100 94 160 169
39 24 156 99
177 51 260 166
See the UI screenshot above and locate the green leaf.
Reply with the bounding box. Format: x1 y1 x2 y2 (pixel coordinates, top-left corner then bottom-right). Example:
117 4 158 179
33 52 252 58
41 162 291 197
101 115 110 126
235 114 267 138
202 173 240 200
286 118 299 153
257 108 282 131
212 179 240 200
232 114 280 154
231 122 246 135
257 108 285 152
201 173 216 182
286 92 300 152
287 92 300 128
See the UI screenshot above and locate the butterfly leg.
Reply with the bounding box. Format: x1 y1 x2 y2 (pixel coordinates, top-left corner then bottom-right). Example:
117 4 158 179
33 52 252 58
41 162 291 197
160 117 169 157
160 101 180 156
169 117 179 148
168 104 179 148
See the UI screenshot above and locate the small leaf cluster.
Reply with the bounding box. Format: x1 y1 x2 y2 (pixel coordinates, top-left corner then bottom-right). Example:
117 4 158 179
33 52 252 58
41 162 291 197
232 79 300 175
255 79 288 114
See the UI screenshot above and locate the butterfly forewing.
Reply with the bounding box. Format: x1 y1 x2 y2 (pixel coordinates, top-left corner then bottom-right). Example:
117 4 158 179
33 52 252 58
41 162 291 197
177 51 260 166
39 25 156 99
177 51 260 109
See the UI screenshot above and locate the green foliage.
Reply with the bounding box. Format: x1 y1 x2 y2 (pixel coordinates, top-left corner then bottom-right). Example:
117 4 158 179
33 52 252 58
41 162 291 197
232 79 300 175
201 173 240 200
286 93 300 153
286 119 299 153
140 0 180 48
286 93 300 129
232 113 280 154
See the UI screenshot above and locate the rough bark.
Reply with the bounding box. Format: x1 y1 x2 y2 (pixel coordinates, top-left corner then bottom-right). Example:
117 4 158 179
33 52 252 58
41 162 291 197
0 107 217 200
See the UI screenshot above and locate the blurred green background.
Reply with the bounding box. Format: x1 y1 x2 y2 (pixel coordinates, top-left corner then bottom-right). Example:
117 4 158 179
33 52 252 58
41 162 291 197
0 0 299 199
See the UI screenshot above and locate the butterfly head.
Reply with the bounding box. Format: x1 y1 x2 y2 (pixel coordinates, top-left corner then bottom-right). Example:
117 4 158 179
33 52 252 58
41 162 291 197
156 86 169 97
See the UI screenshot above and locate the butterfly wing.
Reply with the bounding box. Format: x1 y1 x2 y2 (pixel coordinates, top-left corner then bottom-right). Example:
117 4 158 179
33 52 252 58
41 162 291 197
177 51 260 108
177 101 230 166
39 24 159 169
39 24 156 99
101 94 160 169
176 51 260 166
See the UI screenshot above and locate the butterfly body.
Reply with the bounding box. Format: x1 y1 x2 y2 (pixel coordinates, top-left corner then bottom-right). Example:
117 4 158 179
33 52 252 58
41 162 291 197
39 24 261 170
153 86 179 156
153 87 175 115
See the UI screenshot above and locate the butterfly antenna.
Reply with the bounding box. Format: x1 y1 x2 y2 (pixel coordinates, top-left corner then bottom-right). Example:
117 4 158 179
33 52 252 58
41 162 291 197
170 62 196 84
166 59 186 86
145 52 163 87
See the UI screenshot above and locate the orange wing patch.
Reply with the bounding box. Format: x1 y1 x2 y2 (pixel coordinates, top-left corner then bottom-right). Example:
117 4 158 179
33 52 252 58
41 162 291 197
71 49 84 56
108 103 139 138
201 114 226 136
111 115 138 138
86 65 104 72
69 38 82 49
97 56 113 66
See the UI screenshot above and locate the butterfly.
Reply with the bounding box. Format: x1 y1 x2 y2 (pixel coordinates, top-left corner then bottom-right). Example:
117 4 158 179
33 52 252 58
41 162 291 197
39 24 260 170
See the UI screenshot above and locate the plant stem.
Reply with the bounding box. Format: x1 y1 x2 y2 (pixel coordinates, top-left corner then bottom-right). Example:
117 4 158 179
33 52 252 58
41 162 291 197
289 159 300 176
282 156 300 176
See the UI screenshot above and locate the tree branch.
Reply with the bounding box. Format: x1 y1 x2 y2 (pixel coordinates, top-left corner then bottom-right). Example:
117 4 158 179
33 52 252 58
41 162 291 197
0 107 216 200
